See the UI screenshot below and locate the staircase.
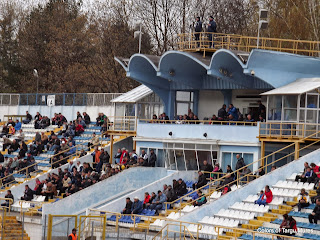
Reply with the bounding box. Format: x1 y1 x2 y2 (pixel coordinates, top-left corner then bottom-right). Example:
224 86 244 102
0 214 30 240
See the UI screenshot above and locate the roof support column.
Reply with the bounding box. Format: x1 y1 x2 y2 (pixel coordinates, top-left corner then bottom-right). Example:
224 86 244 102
163 90 176 120
193 90 199 116
221 90 232 106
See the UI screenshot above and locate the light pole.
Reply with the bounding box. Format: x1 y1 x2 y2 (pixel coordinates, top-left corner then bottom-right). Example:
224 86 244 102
134 21 142 54
257 9 269 49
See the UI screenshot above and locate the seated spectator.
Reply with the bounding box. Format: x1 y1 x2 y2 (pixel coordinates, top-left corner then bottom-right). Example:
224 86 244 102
96 148 110 173
143 192 151 208
41 132 49 145
139 149 148 164
8 139 19 154
131 196 143 214
297 188 310 212
255 185 273 206
193 171 207 190
96 113 106 126
0 125 9 137
64 183 77 198
2 137 11 151
309 199 320 224
297 166 315 183
175 115 184 124
227 103 238 120
76 161 83 172
114 148 121 164
311 163 320 184
212 163 223 179
21 185 33 201
66 142 76 157
122 197 133 214
219 174 234 188
88 132 100 149
255 167 265 177
75 123 84 136
42 182 55 201
8 124 15 136
166 185 177 202
1 190 14 208
240 166 253 183
2 171 15 186
137 157 148 166
193 190 207 206
226 165 235 179
176 178 187 197
83 112 91 125
67 160 76 172
245 114 254 122
14 120 22 131
221 184 231 195
16 129 25 143
278 214 297 238
128 157 137 166
23 111 32 124
210 114 219 124
201 160 213 179
295 162 309 182
149 190 167 214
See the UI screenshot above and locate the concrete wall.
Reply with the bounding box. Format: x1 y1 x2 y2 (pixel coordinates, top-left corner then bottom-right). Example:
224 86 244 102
198 90 224 120
42 168 171 219
0 105 18 121
179 148 320 223
136 122 260 144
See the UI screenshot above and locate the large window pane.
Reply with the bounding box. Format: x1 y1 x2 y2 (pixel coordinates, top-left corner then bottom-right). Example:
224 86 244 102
300 94 306 108
176 102 189 116
268 95 282 120
176 91 191 101
165 149 176 170
157 150 165 167
306 110 317 123
185 150 198 170
198 151 212 169
307 95 318 108
284 109 297 121
221 153 232 172
299 110 305 122
284 95 297 108
243 154 254 171
175 150 186 170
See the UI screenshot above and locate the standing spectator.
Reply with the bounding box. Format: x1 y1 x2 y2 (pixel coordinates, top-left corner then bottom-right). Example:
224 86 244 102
309 199 320 224
201 160 213 179
23 111 32 124
258 100 266 119
227 104 238 120
122 197 133 214
194 17 202 47
149 149 157 167
140 150 148 164
114 148 121 164
235 154 245 171
96 149 110 173
218 104 227 120
207 16 217 47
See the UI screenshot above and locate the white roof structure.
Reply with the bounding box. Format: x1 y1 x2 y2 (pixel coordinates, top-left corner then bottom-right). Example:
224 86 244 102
261 78 320 95
111 85 153 103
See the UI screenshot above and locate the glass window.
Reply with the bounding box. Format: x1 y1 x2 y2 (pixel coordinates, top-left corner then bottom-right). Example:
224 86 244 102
125 104 135 116
165 149 176 169
307 95 318 108
268 95 282 120
157 150 165 167
198 151 212 170
176 91 191 101
300 94 306 108
306 110 317 123
299 110 305 122
284 109 297 121
283 95 297 108
176 102 189 116
174 150 186 170
221 153 232 172
243 153 254 171
185 150 198 170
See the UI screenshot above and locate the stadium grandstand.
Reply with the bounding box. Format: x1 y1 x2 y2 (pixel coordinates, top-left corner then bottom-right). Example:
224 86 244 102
3 19 320 240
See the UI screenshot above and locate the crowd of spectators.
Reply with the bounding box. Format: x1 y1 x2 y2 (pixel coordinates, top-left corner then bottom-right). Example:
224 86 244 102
151 101 266 124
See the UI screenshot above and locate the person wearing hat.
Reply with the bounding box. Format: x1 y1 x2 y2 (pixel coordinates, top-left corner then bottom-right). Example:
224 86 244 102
131 196 143 214
194 17 202 47
207 16 217 47
68 228 77 240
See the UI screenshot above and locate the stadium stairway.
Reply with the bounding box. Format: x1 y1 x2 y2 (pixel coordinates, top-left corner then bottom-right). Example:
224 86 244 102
174 148 320 240
0 214 30 240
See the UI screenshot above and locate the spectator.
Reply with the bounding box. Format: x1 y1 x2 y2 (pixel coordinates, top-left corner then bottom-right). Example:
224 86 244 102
193 171 207 190
165 185 177 202
149 190 166 214
114 148 121 164
193 190 207 206
235 154 245 172
21 185 33 201
226 165 235 179
309 199 320 224
176 178 187 196
8 139 19 154
8 124 15 136
207 16 217 47
67 160 75 172
201 160 213 179
23 111 32 124
143 192 151 208
258 100 266 119
297 188 310 212
138 157 148 166
2 137 11 151
66 142 76 157
131 197 143 214
88 132 99 149
295 162 309 182
245 114 254 122
122 197 133 214
15 120 22 131
310 163 320 184
278 214 297 238
255 185 273 206
255 167 265 177
139 149 148 164
212 163 223 179
149 149 157 167
240 166 253 183
1 190 14 208
194 16 202 47
227 104 238 120
218 104 227 120
96 148 110 173
83 112 91 125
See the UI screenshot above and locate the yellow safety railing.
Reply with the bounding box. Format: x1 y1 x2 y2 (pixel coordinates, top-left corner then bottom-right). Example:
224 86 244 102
3 115 26 122
177 32 320 57
164 128 320 215
259 122 320 139
139 119 258 126
106 116 137 132
0 132 109 189
47 214 78 240
0 197 14 213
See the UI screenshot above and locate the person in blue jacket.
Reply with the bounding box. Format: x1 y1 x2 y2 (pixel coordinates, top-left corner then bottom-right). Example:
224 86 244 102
227 104 238 120
131 196 143 214
14 120 22 131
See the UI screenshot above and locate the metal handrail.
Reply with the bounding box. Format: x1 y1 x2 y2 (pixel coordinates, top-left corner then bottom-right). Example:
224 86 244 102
177 32 320 56
139 119 258 126
0 197 14 212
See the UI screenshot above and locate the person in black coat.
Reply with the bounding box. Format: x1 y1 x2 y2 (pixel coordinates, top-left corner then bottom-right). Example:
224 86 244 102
201 160 213 179
122 197 133 214
218 104 227 120
207 16 217 47
176 179 188 196
149 149 157 167
194 17 202 47
0 152 4 163
309 199 320 224
193 171 208 190
21 185 33 201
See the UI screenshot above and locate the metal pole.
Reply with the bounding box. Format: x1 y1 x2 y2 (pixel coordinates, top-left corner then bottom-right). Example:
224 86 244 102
144 229 147 240
257 14 260 49
22 212 24 240
43 215 47 240
2 208 5 240
67 218 70 237
117 224 120 240
139 23 142 54
91 221 94 240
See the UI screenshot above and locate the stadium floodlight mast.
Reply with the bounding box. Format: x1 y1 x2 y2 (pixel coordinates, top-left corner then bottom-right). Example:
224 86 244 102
134 21 142 54
257 9 269 49
33 69 39 94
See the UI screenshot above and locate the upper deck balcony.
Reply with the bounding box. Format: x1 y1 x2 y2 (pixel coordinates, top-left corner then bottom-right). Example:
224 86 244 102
177 32 320 57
